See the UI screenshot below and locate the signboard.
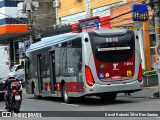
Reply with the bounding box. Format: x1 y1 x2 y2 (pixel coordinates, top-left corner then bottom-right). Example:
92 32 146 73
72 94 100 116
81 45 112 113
80 18 100 32
99 16 111 28
132 4 148 21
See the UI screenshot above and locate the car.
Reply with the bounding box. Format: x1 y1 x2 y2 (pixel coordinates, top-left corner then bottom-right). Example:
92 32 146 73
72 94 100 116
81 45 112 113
15 75 25 88
9 64 24 78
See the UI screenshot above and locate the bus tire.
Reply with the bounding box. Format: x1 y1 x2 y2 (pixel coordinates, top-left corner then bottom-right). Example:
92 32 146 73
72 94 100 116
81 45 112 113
33 88 42 99
100 93 117 102
62 83 73 104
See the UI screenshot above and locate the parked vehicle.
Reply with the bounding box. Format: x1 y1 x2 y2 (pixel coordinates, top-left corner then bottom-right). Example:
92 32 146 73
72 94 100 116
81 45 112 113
7 80 22 113
9 64 24 78
15 75 25 88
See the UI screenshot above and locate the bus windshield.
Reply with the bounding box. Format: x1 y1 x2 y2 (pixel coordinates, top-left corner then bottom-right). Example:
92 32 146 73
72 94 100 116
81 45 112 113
89 31 135 62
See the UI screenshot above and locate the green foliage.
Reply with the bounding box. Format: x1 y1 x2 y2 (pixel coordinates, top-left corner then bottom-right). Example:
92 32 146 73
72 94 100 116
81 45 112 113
143 69 157 77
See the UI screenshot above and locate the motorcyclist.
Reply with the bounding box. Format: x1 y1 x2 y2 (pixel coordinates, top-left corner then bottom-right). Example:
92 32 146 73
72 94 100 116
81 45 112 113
3 77 19 109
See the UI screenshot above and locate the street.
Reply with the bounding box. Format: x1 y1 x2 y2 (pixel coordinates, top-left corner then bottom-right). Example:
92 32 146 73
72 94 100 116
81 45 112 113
0 89 160 120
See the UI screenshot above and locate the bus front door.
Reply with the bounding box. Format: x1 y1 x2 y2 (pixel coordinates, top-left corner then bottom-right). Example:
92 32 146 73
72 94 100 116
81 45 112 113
37 55 43 94
50 51 56 94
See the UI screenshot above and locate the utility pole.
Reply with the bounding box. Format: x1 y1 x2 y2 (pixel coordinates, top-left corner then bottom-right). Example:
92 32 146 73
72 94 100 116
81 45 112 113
23 0 34 44
27 8 33 44
55 0 60 26
23 0 38 44
85 0 91 18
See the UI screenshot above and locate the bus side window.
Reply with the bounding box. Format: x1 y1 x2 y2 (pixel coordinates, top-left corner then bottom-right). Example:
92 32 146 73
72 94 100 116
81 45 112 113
67 41 72 48
72 38 82 48
61 42 67 48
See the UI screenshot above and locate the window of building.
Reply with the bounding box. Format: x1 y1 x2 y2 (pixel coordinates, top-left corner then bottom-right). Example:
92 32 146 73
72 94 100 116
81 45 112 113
150 34 156 55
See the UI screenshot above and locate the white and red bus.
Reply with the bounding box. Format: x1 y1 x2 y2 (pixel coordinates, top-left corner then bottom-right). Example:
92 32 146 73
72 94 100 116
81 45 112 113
25 28 143 103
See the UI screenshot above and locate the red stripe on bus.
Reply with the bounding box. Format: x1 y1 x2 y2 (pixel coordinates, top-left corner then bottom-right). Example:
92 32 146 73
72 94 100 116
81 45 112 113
56 82 84 92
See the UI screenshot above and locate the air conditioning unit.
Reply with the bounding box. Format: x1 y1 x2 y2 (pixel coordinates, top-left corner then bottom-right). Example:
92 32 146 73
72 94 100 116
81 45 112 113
17 2 24 11
53 0 59 8
33 1 39 8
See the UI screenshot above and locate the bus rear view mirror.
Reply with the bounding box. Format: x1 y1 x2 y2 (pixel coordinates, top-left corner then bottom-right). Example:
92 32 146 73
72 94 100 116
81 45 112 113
85 38 88 42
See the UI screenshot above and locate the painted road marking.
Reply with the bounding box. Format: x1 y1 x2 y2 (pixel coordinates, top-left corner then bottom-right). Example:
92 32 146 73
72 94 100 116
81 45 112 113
60 103 79 106
0 109 5 111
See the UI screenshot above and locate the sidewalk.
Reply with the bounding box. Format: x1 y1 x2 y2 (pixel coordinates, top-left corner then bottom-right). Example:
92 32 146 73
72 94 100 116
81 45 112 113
118 86 160 98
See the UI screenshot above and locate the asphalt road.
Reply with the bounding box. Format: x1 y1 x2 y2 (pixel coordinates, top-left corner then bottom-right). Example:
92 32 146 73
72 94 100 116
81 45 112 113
0 89 160 120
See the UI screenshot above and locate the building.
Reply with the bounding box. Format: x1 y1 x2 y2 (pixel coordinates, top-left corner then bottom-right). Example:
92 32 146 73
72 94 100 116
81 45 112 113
57 0 127 26
110 0 155 70
56 0 153 70
0 0 153 70
0 0 57 67
0 0 28 66
0 45 10 78
32 0 56 37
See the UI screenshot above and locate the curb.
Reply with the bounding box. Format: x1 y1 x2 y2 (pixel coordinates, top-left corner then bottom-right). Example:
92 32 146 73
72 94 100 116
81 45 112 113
144 86 160 89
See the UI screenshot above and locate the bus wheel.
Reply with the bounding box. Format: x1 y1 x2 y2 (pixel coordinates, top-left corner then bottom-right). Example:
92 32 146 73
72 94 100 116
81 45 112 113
62 83 73 104
100 93 117 102
33 88 42 99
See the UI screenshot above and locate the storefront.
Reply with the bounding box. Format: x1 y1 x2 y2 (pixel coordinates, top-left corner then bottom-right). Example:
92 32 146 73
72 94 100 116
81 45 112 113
0 0 28 67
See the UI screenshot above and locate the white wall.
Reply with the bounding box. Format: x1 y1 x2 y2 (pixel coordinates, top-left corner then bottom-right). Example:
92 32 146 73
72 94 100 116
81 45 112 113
0 46 10 78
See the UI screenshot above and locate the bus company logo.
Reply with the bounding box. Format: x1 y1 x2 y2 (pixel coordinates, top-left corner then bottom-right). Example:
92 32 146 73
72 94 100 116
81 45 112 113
106 37 118 43
99 73 105 79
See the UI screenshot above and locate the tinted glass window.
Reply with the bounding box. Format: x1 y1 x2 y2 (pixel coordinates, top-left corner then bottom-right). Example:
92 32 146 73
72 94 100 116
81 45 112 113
10 66 16 72
17 65 22 70
72 38 82 48
89 31 135 62
67 41 72 48
61 42 67 47
66 37 82 48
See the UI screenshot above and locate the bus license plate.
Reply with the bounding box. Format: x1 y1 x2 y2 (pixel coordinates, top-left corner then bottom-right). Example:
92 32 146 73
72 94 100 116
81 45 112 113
111 76 122 80
15 95 21 100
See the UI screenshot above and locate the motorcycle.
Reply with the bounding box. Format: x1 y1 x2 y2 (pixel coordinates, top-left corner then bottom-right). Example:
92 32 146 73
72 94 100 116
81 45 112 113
7 81 22 113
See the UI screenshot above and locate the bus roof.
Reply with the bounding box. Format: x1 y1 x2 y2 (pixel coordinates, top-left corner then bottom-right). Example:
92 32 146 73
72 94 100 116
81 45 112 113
26 28 131 53
26 33 79 53
94 28 128 35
